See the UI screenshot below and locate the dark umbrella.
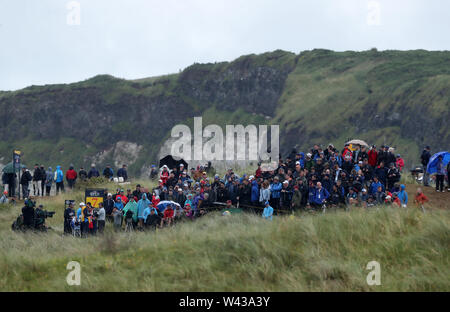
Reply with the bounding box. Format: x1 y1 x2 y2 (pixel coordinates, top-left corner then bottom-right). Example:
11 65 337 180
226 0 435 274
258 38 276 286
159 155 188 171
2 162 27 174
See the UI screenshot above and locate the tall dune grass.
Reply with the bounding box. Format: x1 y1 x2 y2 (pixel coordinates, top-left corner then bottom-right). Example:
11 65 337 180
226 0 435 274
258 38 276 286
0 200 448 291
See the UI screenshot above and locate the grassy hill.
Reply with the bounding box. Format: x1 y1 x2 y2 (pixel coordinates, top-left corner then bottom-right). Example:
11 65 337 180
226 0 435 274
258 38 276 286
0 49 448 175
0 180 448 291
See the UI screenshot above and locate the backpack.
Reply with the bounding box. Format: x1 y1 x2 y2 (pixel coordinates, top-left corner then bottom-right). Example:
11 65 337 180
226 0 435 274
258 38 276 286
11 214 24 231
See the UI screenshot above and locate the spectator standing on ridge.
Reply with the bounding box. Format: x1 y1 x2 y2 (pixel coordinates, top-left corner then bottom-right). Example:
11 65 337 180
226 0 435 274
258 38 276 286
5 171 16 198
421 146 431 187
39 165 46 196
435 155 445 192
447 162 450 191
117 164 128 181
88 164 100 179
45 167 54 196
66 165 78 189
20 167 32 199
55 165 65 195
32 164 43 196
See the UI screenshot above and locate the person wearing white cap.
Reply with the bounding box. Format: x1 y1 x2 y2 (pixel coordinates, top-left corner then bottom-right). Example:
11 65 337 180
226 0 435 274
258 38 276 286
280 180 293 211
76 202 87 234
160 165 169 185
359 188 369 207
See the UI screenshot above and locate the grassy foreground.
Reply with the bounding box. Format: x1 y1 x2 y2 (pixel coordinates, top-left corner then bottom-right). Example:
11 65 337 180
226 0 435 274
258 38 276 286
0 184 449 291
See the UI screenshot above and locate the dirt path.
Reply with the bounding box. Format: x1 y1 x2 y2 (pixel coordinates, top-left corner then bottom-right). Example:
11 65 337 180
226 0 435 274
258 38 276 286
405 183 450 210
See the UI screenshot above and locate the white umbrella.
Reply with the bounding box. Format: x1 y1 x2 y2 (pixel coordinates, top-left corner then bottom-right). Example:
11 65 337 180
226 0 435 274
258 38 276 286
346 139 369 147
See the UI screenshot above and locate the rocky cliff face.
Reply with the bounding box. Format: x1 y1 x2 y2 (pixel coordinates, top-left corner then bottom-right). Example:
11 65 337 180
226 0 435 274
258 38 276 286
0 49 448 176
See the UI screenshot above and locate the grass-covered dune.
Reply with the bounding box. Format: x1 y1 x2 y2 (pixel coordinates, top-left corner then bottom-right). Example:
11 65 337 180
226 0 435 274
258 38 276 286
0 183 448 291
1 49 449 175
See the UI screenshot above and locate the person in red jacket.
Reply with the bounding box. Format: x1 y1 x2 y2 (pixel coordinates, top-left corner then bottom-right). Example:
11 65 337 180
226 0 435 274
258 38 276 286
66 165 78 189
396 154 405 172
161 204 174 227
160 165 170 185
152 195 160 209
414 187 428 212
116 189 128 205
368 145 378 168
255 163 262 178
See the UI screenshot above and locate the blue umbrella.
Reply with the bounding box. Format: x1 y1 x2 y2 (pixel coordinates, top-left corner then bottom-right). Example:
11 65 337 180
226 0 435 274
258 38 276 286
426 151 450 174
156 200 180 213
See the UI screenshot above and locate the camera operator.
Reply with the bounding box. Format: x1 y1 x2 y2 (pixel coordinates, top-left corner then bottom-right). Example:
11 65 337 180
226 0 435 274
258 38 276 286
34 204 50 230
64 202 75 234
22 199 35 230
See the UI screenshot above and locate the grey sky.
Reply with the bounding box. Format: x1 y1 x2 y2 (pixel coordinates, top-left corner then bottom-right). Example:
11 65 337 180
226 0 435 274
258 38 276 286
0 0 448 91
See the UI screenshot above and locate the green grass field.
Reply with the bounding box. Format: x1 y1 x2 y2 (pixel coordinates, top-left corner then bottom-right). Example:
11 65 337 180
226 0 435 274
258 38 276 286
0 181 449 292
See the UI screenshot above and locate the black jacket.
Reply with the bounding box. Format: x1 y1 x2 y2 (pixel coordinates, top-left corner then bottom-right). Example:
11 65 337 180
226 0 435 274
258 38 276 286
117 168 128 181
33 168 43 181
104 198 115 215
20 171 32 185
421 150 431 166
22 205 35 227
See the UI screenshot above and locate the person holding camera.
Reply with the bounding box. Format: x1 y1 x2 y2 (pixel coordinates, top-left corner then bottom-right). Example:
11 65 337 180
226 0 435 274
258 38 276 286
64 202 75 234
34 204 54 231
22 199 35 230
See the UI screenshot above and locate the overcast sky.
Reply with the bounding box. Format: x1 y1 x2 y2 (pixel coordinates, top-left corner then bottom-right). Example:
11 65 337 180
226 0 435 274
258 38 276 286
0 0 448 91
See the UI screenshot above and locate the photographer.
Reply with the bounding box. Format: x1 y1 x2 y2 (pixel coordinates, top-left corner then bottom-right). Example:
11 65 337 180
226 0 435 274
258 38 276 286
22 199 35 230
64 202 75 234
34 204 54 231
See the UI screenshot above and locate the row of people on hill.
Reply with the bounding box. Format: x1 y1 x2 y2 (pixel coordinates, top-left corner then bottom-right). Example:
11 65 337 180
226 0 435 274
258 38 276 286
1 163 129 199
